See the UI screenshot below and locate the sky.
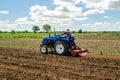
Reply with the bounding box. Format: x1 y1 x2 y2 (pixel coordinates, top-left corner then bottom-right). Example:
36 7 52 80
0 0 120 32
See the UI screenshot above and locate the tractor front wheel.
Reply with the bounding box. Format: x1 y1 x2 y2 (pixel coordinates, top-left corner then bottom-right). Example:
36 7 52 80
54 41 67 55
40 45 48 54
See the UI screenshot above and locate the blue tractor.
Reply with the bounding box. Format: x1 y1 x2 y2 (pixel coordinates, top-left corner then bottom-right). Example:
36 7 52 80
40 31 88 56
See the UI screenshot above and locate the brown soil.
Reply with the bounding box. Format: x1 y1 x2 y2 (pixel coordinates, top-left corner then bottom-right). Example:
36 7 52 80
0 47 120 80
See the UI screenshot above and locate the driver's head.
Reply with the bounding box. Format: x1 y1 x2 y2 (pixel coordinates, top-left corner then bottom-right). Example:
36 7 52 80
66 29 70 31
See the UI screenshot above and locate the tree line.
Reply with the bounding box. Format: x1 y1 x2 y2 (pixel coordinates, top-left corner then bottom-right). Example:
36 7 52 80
32 24 51 33
0 24 83 34
0 24 52 34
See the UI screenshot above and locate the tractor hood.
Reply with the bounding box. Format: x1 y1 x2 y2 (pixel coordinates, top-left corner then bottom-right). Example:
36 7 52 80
42 36 60 45
44 35 60 40
42 35 75 46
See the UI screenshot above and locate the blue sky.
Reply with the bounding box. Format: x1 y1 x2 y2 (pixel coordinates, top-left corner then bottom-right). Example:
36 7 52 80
0 0 120 31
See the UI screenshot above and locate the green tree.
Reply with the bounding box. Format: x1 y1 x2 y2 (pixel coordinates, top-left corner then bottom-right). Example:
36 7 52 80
24 30 28 33
42 24 51 33
102 31 107 34
0 31 2 33
32 25 40 33
72 30 76 33
10 30 15 34
78 29 82 33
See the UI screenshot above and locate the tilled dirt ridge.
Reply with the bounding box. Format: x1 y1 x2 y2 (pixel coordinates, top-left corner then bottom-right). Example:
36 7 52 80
0 47 120 80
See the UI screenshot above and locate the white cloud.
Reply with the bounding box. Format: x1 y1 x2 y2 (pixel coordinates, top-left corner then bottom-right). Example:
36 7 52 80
94 22 111 27
29 0 120 31
15 17 28 23
81 23 90 27
29 4 82 28
55 5 82 19
1 0 119 32
82 9 104 16
0 20 34 31
81 22 120 31
103 16 109 18
82 0 120 10
104 0 120 10
0 20 15 31
0 11 8 14
115 22 120 31
15 17 34 24
30 5 47 12
0 20 9 23
0 17 34 31
60 21 72 26
94 22 103 27
54 0 81 6
116 22 120 25
74 17 88 21
85 1 102 9
28 0 120 31
82 22 110 28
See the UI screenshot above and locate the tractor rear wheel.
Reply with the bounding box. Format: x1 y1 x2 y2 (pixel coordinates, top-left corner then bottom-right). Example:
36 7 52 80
40 45 48 54
54 41 67 55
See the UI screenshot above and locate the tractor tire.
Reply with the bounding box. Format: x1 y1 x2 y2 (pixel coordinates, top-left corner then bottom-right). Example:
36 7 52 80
40 45 48 54
54 41 67 55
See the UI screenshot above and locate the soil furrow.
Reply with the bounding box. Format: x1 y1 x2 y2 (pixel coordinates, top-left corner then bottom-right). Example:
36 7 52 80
0 47 120 80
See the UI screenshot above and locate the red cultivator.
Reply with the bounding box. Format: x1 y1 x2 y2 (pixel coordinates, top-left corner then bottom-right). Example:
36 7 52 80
71 46 88 57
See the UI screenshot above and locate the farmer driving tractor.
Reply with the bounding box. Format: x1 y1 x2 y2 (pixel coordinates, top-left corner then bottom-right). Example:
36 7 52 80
40 28 88 57
61 29 88 56
61 29 71 39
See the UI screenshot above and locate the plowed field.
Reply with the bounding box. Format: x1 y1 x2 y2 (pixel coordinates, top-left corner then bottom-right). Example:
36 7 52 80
0 47 120 80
